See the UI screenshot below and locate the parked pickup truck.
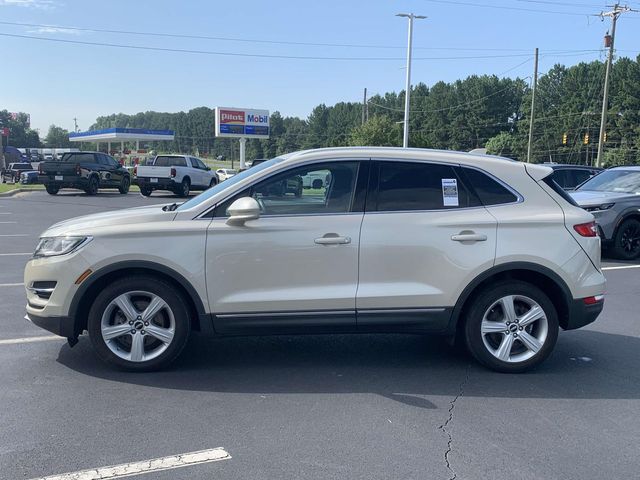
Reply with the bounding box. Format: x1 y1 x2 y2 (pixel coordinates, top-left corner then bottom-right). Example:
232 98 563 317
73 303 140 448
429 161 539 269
135 155 218 197
39 151 131 195
1 162 35 183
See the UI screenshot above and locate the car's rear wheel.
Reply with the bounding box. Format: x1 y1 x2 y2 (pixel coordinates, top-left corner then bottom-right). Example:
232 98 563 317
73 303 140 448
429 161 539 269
88 275 191 371
118 176 130 194
45 185 59 195
178 178 190 197
209 178 217 189
85 176 99 195
612 219 640 260
140 186 152 197
464 281 559 373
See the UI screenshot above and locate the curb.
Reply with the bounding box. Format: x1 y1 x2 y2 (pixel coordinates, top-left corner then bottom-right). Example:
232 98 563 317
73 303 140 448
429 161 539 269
0 187 43 197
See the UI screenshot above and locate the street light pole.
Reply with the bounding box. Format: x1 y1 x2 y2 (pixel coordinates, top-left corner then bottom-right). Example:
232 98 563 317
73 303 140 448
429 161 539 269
397 13 426 148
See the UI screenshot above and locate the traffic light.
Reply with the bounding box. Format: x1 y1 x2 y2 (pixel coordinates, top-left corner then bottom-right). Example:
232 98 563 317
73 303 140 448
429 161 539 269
584 133 589 145
562 133 567 145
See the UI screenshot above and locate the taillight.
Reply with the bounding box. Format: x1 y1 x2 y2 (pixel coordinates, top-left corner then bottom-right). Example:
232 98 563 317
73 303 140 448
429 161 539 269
583 295 604 305
76 163 81 175
170 167 176 178
573 221 598 237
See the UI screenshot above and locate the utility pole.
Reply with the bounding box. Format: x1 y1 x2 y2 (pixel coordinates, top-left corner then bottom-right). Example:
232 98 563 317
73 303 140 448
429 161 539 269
397 13 426 148
362 88 367 126
596 3 633 167
527 47 539 163
73 117 79 132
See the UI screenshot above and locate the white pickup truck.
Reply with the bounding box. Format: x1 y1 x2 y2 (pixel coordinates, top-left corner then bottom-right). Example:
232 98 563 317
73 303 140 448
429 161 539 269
135 155 218 197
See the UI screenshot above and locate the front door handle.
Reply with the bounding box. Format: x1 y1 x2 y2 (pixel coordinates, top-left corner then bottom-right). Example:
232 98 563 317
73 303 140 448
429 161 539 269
315 233 351 245
451 232 487 242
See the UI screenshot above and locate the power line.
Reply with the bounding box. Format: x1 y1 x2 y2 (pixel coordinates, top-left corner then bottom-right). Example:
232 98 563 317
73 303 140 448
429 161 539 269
0 31 570 61
422 0 599 16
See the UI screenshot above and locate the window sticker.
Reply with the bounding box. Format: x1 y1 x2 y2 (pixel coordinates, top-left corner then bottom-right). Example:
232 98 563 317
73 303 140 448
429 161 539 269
442 178 459 207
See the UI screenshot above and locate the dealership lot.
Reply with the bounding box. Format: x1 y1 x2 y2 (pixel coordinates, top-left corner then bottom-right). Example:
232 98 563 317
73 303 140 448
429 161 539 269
1 191 640 480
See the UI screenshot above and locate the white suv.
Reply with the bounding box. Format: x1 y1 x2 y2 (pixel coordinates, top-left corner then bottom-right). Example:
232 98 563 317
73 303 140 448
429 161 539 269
24 148 606 373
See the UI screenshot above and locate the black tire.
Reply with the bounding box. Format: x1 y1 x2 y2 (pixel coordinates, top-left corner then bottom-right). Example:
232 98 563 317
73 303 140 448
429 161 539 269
312 179 323 189
118 176 130 194
295 184 303 197
208 178 217 189
45 184 59 195
87 275 191 371
140 186 153 197
86 176 99 195
463 281 559 373
178 178 190 197
612 219 640 260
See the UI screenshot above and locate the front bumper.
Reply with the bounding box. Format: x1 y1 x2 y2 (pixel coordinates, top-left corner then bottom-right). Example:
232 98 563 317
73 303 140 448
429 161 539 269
25 313 75 338
565 297 604 330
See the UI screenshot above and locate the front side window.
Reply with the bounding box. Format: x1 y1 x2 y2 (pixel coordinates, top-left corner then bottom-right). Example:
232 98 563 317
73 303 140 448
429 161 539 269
577 169 640 194
374 161 478 211
214 162 359 217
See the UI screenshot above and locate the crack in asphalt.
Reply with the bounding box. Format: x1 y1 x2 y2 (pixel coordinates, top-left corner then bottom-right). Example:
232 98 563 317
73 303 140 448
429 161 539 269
438 366 470 480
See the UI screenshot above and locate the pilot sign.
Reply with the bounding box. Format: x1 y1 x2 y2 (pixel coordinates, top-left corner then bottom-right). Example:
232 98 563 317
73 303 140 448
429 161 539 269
215 107 270 139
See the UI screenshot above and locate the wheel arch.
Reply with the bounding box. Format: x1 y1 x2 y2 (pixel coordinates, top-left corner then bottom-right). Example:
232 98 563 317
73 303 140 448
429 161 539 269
69 261 211 337
613 211 640 235
451 262 573 333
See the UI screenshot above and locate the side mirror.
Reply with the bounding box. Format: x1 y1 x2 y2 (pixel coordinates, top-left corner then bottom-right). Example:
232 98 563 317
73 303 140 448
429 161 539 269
226 197 261 226
206 166 211 171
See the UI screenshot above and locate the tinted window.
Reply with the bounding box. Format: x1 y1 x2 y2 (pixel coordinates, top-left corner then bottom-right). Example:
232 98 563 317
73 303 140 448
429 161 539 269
462 168 518 206
214 162 359 217
542 175 579 207
154 156 187 167
62 153 96 164
375 161 477 211
552 169 574 189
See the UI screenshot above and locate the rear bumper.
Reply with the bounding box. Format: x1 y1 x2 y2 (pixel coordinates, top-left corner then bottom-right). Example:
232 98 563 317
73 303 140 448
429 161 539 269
565 297 604 330
40 175 88 188
25 312 75 338
135 177 177 189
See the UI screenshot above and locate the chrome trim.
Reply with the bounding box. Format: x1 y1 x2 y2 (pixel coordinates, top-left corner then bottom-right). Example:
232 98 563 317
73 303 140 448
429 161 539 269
358 308 446 314
26 287 55 294
216 310 355 319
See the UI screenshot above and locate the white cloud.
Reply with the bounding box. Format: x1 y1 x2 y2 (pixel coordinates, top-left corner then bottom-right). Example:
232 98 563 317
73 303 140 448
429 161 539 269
0 0 59 9
27 26 79 35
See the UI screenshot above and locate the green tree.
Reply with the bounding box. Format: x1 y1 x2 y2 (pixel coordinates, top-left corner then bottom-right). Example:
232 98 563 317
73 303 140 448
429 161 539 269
350 116 401 147
44 124 73 147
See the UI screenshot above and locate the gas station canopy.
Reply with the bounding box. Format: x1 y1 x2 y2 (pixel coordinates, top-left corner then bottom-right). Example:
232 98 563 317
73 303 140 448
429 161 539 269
69 128 174 143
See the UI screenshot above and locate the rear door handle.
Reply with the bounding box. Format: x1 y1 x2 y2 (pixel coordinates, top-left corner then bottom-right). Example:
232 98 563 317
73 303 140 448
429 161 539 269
451 232 487 242
315 233 351 245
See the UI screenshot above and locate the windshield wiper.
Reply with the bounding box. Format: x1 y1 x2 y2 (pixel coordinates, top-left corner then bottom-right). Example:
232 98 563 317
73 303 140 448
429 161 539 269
162 203 179 212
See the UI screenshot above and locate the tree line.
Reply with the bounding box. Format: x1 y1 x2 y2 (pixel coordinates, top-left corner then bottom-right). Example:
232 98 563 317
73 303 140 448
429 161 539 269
6 55 640 166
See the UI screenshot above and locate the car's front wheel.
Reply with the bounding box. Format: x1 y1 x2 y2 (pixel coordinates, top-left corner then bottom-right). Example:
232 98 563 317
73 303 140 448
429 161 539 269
464 281 559 373
88 275 191 371
612 219 640 260
118 176 130 194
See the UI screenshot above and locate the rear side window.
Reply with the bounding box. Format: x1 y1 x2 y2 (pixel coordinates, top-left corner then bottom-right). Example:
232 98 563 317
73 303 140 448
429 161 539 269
542 175 579 207
154 156 187 167
374 161 478 211
461 168 518 206
62 153 96 164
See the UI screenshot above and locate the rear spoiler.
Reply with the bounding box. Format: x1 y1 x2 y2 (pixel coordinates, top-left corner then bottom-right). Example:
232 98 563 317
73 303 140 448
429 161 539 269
524 163 553 181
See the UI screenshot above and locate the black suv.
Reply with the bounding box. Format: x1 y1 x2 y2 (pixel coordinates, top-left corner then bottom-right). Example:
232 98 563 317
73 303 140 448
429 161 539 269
39 152 131 195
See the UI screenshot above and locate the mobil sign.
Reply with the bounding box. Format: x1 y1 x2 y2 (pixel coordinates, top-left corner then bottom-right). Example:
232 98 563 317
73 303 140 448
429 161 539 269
215 107 270 139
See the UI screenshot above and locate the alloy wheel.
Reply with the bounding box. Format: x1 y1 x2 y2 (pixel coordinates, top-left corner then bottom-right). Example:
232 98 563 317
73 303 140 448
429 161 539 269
480 294 549 363
100 290 175 363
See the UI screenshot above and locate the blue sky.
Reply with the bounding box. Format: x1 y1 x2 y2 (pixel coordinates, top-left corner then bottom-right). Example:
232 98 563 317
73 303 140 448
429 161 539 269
1 0 639 136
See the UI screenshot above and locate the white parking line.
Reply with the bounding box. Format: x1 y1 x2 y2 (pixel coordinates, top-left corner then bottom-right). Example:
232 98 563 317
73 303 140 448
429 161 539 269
0 234 29 237
0 221 17 224
29 447 231 480
0 335 61 345
0 252 31 256
602 264 640 271
0 282 24 287
0 212 12 215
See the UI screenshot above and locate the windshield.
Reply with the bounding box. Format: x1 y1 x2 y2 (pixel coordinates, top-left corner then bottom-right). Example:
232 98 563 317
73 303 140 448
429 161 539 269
577 169 640 194
177 158 280 211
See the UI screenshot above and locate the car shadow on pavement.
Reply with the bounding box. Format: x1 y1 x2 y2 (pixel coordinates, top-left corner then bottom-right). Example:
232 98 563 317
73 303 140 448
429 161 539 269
56 330 640 407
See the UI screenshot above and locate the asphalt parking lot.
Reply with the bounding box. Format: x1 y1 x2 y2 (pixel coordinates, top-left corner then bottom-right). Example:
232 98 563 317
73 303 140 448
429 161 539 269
1 190 639 480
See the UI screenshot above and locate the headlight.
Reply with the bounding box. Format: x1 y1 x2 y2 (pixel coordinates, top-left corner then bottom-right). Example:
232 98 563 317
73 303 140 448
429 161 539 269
33 236 91 258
